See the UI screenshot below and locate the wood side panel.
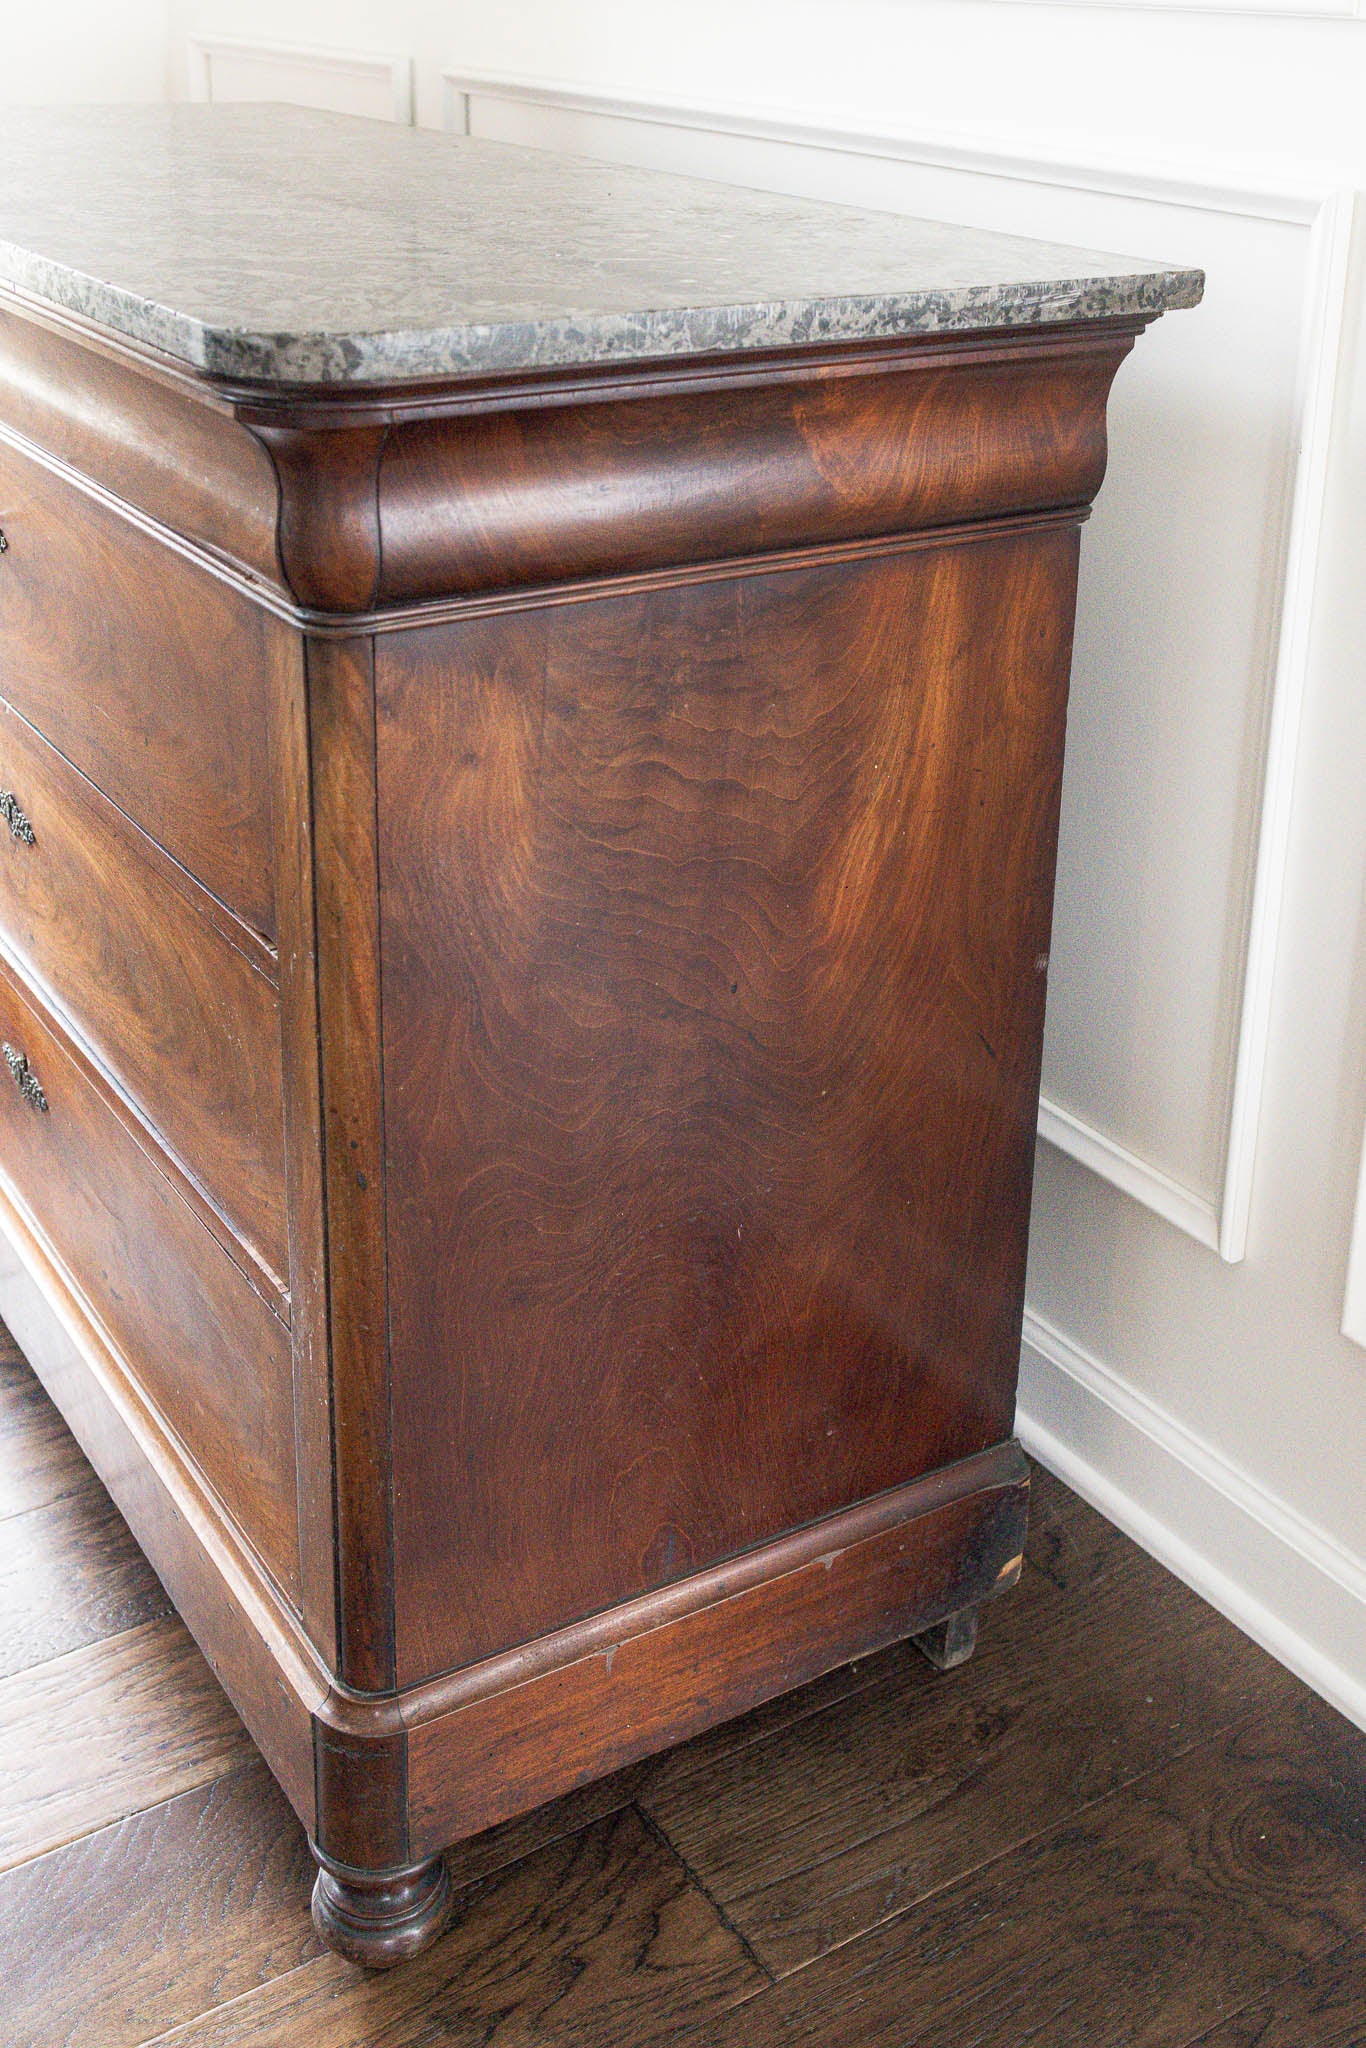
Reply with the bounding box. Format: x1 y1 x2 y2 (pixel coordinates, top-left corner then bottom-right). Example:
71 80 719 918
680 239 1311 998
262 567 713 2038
305 634 394 1693
404 1453 1028 1856
0 695 289 1295
0 297 281 585
0 956 301 1601
266 626 337 1668
0 434 277 937
375 332 1128 605
378 529 1076 1685
0 1206 320 1832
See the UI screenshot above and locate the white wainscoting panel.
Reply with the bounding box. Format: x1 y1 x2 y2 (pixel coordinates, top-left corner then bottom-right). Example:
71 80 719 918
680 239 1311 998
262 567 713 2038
188 35 413 122
444 73 1351 1265
1018 1307 1366 1731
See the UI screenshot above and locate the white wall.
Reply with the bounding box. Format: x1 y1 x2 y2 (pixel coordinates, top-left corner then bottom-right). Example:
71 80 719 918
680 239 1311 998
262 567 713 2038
50 2 1366 1722
5 2 171 104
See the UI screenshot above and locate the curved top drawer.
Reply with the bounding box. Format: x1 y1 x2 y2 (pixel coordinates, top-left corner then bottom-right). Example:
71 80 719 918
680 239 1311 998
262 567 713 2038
0 435 276 940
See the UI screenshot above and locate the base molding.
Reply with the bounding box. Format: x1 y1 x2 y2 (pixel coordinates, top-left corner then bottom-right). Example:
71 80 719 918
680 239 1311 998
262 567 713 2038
1018 1308 1366 1734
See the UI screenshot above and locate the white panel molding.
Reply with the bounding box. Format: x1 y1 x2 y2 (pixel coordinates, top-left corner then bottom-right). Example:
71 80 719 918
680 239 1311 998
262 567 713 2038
1341 1128 1366 1347
188 35 414 123
1218 182 1354 1260
1035 1099 1221 1249
442 75 1344 222
1018 1307 1366 1731
444 71 1354 1266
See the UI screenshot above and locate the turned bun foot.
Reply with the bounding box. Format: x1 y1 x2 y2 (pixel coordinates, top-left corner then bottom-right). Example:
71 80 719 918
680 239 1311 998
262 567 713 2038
912 1605 979 1672
310 1847 453 1968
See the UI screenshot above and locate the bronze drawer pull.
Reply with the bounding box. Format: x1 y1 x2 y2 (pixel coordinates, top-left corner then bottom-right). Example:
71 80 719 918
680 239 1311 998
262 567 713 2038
0 792 34 844
0 528 8 553
2 1042 48 1112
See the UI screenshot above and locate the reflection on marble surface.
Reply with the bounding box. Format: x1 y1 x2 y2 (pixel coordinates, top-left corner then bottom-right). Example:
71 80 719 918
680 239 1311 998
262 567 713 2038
0 104 1203 387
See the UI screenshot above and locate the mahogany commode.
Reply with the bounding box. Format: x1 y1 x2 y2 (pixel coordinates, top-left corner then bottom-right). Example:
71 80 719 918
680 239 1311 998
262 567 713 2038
0 105 1201 1964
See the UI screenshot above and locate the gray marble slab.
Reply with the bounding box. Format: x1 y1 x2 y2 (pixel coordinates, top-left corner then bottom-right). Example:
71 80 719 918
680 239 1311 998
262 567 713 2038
0 103 1202 387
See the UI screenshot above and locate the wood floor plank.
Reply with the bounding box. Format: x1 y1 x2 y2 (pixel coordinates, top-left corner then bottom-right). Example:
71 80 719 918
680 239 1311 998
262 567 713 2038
675 1991 799 2047
0 1343 90 1522
0 1478 172 1678
639 1474 1305 1975
1188 1938 1366 2046
760 1698 1366 2048
1020 1458 1192 1624
141 1806 768 2048
0 1615 254 1873
0 1757 322 2048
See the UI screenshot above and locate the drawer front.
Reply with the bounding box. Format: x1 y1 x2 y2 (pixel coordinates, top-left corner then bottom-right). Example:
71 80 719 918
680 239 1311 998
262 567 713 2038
0 695 288 1295
0 434 276 938
0 959 299 1601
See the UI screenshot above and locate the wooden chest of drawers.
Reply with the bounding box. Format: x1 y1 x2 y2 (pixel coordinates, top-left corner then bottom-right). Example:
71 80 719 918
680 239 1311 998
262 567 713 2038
0 105 1199 1966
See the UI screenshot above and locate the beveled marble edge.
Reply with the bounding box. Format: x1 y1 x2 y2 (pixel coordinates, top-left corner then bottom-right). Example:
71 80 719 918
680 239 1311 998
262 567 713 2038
0 238 1202 390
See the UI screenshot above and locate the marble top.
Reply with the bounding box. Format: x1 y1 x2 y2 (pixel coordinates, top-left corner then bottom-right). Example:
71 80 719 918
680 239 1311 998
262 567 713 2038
0 103 1203 388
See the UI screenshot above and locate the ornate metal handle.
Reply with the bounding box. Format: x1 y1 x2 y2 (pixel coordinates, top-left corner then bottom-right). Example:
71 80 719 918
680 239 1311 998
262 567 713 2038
0 792 34 845
3 1042 48 1113
0 528 8 554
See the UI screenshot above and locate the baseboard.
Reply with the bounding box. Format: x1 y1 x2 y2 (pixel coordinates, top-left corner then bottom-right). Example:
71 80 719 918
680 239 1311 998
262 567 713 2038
1017 1308 1366 1734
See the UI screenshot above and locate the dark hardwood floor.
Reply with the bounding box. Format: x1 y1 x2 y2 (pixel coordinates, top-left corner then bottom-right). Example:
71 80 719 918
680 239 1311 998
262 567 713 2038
3 1316 1364 2047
